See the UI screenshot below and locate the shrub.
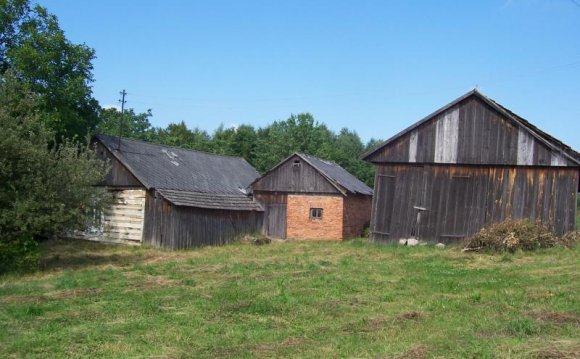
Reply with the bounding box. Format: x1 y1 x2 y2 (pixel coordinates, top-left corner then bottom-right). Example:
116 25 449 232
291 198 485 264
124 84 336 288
0 74 109 273
242 234 271 246
0 235 40 273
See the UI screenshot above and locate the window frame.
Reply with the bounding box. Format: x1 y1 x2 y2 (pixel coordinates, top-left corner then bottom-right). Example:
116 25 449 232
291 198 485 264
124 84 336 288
310 208 323 220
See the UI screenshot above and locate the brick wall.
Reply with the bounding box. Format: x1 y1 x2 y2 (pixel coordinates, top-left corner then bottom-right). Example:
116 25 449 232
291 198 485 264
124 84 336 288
286 194 343 239
343 195 372 238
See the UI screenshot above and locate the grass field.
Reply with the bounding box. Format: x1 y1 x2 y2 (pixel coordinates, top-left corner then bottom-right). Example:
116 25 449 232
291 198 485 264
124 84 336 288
0 239 578 358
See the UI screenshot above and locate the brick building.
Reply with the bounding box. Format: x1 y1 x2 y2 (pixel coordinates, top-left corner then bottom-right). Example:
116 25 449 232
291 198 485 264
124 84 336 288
251 153 373 240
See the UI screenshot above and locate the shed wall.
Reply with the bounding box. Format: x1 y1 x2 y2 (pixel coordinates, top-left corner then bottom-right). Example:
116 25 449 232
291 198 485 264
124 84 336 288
343 195 373 238
286 194 344 240
371 164 578 242
102 189 146 244
253 192 288 238
143 191 262 249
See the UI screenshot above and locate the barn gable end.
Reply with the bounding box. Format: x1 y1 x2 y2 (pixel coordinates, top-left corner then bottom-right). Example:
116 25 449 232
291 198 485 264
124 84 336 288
364 90 580 167
251 154 342 194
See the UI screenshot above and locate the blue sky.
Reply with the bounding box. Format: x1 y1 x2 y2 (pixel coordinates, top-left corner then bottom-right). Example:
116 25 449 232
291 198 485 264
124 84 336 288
39 0 580 148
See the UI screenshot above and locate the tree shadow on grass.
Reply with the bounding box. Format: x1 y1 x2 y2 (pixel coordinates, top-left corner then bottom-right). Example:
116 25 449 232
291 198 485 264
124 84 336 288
39 252 144 271
38 238 150 271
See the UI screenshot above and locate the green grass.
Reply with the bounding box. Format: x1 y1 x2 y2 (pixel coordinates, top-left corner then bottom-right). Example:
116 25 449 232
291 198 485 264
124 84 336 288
1 239 579 358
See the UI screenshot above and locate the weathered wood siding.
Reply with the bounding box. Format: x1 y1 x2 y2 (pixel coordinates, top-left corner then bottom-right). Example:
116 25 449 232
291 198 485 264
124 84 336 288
253 192 288 238
371 164 578 242
102 189 145 244
252 155 341 194
95 142 143 187
367 97 576 167
143 191 262 249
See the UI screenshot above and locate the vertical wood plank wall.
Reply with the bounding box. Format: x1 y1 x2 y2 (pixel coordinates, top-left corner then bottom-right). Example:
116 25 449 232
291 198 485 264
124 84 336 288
252 156 341 194
368 97 577 167
253 192 288 238
142 192 262 249
95 142 143 187
370 164 578 242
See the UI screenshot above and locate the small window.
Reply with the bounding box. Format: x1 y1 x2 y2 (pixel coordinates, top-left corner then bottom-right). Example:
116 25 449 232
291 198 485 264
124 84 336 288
292 160 301 169
310 208 323 220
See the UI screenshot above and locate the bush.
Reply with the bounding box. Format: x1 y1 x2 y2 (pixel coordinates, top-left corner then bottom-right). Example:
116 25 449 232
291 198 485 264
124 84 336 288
242 234 272 246
0 235 40 273
464 219 557 252
0 74 109 273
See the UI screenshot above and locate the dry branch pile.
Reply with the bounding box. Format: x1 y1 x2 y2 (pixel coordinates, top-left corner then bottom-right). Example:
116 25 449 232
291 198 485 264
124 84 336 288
464 219 578 253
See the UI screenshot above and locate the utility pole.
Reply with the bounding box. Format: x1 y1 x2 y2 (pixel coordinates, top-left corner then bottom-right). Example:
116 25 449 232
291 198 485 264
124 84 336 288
117 89 127 150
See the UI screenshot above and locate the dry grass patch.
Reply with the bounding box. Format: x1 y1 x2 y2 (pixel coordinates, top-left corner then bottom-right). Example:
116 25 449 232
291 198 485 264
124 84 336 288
384 344 429 359
529 311 580 325
0 287 103 304
530 340 580 359
127 275 177 289
396 311 423 321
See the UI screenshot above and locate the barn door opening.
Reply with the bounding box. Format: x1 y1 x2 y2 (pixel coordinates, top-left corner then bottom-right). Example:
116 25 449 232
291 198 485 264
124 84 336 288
265 202 287 239
371 174 396 239
439 174 472 242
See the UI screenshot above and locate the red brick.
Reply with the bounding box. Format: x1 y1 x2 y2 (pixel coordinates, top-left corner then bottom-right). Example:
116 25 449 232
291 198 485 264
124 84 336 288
287 194 343 240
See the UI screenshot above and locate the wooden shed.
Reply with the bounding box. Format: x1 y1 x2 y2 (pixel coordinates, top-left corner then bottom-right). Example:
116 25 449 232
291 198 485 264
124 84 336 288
251 153 373 240
363 89 580 243
89 135 263 249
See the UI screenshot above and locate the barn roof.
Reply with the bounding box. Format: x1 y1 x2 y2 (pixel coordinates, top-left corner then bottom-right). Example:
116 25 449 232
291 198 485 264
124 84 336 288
156 189 263 211
297 154 373 195
362 89 580 166
95 134 262 211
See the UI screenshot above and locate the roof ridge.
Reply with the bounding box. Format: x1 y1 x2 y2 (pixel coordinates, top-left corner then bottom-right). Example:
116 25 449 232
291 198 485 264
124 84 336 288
96 133 249 161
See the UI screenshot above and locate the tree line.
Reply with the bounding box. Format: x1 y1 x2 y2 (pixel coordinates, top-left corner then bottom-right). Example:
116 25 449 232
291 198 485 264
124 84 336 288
98 108 381 186
0 0 380 271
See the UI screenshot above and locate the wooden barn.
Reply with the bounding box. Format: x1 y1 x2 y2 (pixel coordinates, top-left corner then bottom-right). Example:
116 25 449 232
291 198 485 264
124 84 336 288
89 134 263 249
364 89 580 243
251 153 373 240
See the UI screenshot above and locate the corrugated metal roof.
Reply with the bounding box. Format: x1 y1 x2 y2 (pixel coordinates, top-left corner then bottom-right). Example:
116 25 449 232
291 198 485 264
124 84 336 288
96 134 261 210
157 189 263 211
298 153 373 195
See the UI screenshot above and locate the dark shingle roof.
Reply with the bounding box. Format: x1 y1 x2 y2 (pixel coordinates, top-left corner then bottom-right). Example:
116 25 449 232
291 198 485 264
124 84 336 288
96 134 262 210
298 153 373 195
157 189 263 211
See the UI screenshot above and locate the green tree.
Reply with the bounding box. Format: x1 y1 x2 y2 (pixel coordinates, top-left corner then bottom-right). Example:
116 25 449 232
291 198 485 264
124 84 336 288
323 128 375 186
153 121 212 152
252 113 335 172
97 107 155 141
0 73 109 272
211 124 258 163
1 0 99 140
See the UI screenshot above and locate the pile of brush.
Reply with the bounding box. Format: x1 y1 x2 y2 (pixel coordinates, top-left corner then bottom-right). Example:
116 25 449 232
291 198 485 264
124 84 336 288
464 219 578 252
